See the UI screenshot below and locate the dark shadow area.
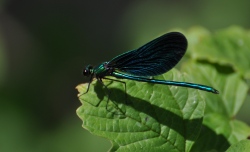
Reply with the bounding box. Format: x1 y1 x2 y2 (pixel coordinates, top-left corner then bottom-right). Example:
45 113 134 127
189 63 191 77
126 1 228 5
191 125 230 152
197 60 235 75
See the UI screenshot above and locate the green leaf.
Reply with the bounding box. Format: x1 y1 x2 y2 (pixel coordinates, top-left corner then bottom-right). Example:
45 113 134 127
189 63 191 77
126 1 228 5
182 62 248 117
226 140 250 152
189 26 250 78
191 112 250 152
76 69 206 152
204 113 250 143
182 62 250 151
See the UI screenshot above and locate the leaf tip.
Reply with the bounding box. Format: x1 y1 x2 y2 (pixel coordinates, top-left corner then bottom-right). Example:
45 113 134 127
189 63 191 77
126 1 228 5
76 83 86 97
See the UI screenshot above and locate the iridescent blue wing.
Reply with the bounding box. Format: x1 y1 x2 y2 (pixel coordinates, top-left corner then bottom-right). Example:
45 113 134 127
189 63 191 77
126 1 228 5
107 32 187 76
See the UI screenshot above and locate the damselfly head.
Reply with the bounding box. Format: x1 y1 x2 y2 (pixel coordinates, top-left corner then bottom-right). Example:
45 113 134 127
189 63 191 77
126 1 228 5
82 65 93 77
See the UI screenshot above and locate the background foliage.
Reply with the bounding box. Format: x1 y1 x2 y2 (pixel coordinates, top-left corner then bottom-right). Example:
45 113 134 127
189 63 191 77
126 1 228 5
1 0 250 151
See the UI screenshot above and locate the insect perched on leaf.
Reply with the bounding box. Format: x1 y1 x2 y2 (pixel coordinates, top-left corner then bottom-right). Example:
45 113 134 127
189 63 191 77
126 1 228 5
81 32 219 105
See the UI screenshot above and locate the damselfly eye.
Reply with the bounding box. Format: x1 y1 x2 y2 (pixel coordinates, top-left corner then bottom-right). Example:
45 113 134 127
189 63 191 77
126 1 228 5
82 69 89 76
82 65 93 76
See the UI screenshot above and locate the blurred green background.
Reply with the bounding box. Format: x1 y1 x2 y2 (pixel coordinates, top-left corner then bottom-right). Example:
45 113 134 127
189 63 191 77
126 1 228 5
0 0 250 151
